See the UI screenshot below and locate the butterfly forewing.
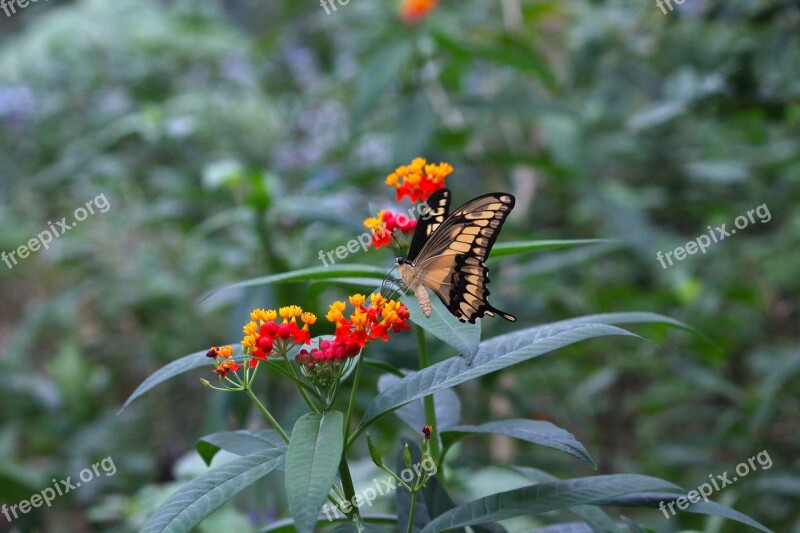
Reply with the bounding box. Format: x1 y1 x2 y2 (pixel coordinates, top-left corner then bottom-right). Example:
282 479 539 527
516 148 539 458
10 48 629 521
406 191 516 323
407 188 450 263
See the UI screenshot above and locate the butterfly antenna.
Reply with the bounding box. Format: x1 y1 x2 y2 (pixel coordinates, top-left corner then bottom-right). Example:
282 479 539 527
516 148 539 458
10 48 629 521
389 233 404 258
380 264 397 298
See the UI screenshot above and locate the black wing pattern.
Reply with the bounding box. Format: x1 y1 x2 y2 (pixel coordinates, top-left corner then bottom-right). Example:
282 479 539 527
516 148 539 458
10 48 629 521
406 188 451 263
412 192 516 323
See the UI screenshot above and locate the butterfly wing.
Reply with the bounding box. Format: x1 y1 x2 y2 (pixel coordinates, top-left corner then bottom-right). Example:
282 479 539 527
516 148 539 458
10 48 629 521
406 188 451 263
411 192 516 323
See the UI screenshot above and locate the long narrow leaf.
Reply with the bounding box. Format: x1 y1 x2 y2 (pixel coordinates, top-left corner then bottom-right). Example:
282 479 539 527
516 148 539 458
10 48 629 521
442 420 595 469
511 466 619 532
354 320 640 441
197 429 287 466
596 492 772 532
142 449 285 533
419 475 681 532
285 411 345 533
119 346 242 412
492 239 615 258
201 264 388 302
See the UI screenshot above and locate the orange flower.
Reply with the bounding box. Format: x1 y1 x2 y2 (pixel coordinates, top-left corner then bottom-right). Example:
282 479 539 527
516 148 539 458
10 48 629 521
363 209 418 249
326 293 411 348
399 0 437 24
213 359 241 378
386 157 451 202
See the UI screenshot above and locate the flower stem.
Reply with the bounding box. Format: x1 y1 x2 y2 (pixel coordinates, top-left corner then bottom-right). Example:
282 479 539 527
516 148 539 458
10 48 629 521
245 387 290 444
344 350 365 434
416 326 441 461
406 491 418 533
338 454 361 522
281 353 320 412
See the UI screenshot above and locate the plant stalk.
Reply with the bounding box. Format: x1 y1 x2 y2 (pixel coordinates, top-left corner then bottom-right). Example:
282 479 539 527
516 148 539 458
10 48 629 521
416 326 441 461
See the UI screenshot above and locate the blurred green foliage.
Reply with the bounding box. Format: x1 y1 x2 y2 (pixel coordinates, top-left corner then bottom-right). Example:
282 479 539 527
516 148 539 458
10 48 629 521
0 0 798 530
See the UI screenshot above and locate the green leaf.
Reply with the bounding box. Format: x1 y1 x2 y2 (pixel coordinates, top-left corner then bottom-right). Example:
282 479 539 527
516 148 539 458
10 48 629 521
442 420 595 469
511 466 619 532
121 336 329 412
379 373 462 431
259 514 398 532
142 448 286 533
419 475 681 532
402 293 481 360
201 264 388 302
197 429 287 466
119 346 243 412
329 523 394 533
353 318 642 442
286 411 345 533
595 492 772 533
492 239 615 258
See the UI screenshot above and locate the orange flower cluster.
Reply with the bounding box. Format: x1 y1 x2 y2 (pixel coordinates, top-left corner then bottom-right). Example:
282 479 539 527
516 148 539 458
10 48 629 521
399 0 437 24
209 296 410 378
240 307 317 368
296 294 410 367
385 157 452 202
363 209 418 249
329 293 411 347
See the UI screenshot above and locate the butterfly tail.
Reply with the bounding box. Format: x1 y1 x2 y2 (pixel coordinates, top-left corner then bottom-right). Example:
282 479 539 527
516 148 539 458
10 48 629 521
475 306 516 323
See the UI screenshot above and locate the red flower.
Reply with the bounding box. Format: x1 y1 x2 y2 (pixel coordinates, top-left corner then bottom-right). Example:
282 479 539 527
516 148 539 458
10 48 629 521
363 209 418 250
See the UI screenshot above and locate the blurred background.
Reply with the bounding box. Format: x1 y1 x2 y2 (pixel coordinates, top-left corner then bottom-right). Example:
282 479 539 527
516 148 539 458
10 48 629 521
1 0 798 531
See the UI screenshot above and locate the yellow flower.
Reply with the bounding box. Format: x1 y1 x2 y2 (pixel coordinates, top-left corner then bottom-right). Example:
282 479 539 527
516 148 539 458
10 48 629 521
301 312 317 326
349 294 366 307
370 293 387 308
351 306 368 328
326 301 347 323
243 321 258 335
279 305 302 322
264 309 277 321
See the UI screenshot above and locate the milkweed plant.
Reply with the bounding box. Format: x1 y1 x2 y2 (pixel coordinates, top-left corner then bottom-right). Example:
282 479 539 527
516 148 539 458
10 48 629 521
123 159 770 532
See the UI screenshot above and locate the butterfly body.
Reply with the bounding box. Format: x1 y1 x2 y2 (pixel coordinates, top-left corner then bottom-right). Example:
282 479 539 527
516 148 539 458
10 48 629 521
395 188 516 324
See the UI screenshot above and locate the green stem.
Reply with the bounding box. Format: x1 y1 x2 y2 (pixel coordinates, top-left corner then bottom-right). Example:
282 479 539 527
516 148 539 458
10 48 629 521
338 454 361 522
281 352 320 412
344 351 365 434
406 491 418 533
245 387 290 444
416 326 441 461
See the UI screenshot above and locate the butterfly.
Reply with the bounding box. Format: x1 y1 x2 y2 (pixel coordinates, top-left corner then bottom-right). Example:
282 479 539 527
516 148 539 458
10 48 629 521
394 188 516 323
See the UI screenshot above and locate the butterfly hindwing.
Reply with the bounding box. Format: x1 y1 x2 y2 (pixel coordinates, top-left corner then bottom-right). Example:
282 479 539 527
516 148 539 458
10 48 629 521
411 192 516 323
407 188 451 263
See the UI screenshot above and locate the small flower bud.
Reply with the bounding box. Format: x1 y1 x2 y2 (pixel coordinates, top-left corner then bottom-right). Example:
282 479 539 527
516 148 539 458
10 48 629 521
366 433 384 468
